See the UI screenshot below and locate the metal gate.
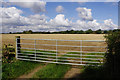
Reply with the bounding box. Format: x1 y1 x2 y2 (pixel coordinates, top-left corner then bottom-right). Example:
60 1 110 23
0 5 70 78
16 38 107 66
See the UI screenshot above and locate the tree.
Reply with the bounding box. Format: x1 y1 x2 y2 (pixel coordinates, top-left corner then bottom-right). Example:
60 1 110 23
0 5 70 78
104 31 120 78
103 30 108 34
28 30 33 34
85 29 93 34
9 32 12 34
95 29 102 34
22 30 33 34
78 30 85 34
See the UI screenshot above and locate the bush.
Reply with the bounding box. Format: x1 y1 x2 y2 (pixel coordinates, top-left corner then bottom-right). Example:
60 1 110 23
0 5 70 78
104 31 120 78
2 45 15 63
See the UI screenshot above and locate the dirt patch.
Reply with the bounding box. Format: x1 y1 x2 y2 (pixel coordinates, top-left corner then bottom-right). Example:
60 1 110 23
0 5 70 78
64 67 82 79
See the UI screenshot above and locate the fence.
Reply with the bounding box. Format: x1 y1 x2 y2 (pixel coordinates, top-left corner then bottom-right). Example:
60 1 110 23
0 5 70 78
16 37 107 66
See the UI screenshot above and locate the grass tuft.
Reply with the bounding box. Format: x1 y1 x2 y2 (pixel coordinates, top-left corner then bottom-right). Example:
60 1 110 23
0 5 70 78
33 63 71 79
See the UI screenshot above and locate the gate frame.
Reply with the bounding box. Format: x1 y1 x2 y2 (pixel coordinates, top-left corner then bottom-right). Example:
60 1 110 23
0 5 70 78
16 37 106 66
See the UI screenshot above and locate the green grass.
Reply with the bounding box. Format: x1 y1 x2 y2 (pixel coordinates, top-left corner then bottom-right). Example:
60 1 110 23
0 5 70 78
32 63 71 79
2 60 44 79
36 50 56 58
61 52 105 65
63 52 80 57
2 49 105 79
19 50 105 65
20 50 56 56
17 50 71 79
18 50 57 61
82 53 105 65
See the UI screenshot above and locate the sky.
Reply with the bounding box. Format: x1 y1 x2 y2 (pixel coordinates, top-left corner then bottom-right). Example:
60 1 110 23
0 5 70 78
0 0 119 33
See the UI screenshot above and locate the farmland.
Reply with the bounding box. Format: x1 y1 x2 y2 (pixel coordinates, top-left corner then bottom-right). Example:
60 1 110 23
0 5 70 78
1 34 107 79
1 34 105 47
1 34 107 55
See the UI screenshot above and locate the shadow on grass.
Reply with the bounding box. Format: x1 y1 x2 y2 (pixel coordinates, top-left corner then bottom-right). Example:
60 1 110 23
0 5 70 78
67 65 120 80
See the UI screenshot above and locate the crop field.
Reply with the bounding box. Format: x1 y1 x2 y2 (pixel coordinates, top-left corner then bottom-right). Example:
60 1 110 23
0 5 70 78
1 34 106 47
2 34 108 79
2 34 107 62
1 34 106 54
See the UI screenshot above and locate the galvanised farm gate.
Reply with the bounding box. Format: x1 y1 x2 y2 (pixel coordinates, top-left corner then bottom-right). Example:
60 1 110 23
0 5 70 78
16 37 107 66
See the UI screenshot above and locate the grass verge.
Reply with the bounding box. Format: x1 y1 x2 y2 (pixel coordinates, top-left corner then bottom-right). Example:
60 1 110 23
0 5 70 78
32 63 71 79
2 60 44 79
62 52 105 65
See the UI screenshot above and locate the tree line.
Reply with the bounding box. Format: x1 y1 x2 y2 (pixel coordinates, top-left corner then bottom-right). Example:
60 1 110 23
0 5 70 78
7 29 120 34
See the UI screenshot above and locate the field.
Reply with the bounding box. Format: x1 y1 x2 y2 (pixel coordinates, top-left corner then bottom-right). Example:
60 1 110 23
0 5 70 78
1 34 106 47
2 34 106 65
1 34 107 55
1 34 107 79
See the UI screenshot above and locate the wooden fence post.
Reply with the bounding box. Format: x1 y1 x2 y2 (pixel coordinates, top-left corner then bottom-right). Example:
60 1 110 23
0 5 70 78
15 36 20 59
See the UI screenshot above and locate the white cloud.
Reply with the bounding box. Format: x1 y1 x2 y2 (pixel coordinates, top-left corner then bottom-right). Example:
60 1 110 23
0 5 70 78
1 7 48 32
28 14 47 25
105 0 119 2
3 0 120 2
56 5 64 13
8 0 46 13
72 19 118 31
101 19 118 30
76 7 93 21
0 7 23 26
1 6 118 33
87 20 100 29
9 0 43 2
49 14 70 26
0 7 47 25
73 20 100 31
39 0 119 2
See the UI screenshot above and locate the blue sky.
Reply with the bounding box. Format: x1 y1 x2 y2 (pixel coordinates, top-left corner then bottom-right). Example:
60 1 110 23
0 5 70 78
1 1 119 33
10 2 118 24
46 2 118 24
7 2 118 24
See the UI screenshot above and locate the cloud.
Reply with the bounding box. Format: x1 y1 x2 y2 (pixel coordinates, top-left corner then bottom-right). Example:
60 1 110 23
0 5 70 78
0 7 24 26
72 20 100 31
47 14 72 31
49 14 70 26
6 0 46 13
101 19 118 30
4 0 120 2
1 6 118 33
56 5 64 13
1 7 48 32
105 0 119 2
76 7 93 21
36 0 119 2
71 19 118 31
28 14 47 25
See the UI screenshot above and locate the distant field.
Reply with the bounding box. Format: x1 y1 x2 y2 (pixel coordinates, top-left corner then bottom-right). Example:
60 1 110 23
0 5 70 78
1 34 105 47
2 34 107 66
1 34 107 53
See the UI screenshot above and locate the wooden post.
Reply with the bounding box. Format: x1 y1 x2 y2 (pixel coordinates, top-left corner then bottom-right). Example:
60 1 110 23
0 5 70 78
15 36 20 59
3 44 7 49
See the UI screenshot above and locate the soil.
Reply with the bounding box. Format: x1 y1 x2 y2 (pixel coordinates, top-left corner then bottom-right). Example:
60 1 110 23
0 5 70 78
64 67 82 79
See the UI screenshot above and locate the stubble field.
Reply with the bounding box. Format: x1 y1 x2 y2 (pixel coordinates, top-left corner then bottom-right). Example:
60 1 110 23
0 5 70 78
2 34 105 45
1 34 107 66
1 34 107 53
